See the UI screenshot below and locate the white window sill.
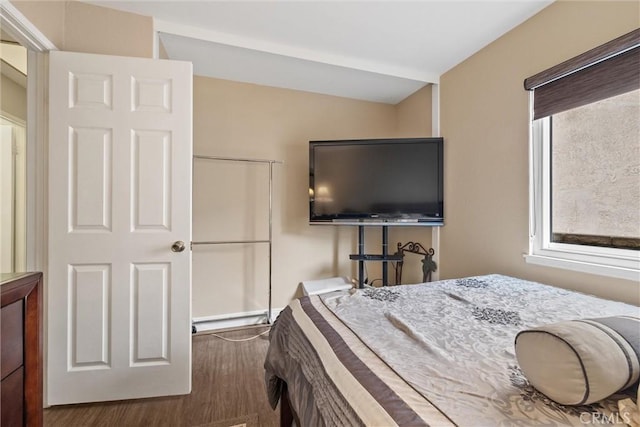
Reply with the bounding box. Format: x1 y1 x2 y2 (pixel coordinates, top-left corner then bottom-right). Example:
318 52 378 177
525 254 640 282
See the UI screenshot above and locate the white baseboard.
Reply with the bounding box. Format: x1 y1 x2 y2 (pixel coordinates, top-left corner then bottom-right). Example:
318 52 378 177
192 307 285 332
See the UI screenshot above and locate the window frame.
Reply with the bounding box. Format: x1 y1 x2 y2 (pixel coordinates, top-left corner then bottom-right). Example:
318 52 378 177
526 105 640 281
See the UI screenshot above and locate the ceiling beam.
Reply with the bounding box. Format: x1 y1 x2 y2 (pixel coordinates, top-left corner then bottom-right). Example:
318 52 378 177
154 18 439 85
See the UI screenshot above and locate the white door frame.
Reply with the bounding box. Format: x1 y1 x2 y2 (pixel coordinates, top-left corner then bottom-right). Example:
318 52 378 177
0 1 56 272
0 0 57 406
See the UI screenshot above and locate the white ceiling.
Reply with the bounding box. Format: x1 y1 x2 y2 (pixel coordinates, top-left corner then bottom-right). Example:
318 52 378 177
86 1 553 104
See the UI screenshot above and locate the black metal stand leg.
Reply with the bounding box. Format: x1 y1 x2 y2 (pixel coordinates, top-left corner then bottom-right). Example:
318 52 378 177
349 225 402 288
358 226 365 288
382 226 388 286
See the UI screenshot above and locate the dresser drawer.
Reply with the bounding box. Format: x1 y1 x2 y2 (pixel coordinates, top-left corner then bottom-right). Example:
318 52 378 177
1 300 24 380
1 272 42 427
1 366 24 427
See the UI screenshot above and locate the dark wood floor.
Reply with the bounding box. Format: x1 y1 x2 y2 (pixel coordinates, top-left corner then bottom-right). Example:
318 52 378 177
44 326 279 427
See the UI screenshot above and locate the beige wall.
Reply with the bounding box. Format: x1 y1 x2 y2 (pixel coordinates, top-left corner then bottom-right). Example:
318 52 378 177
390 84 436 285
1 75 26 121
440 1 640 304
346 85 435 288
396 84 432 137
9 0 435 317
12 0 634 310
10 1 65 48
11 1 153 58
192 76 404 316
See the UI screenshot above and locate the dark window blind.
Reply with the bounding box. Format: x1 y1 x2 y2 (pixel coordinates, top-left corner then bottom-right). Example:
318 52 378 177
524 28 640 120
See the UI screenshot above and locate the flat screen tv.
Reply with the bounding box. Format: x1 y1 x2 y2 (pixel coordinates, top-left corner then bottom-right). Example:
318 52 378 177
309 137 444 225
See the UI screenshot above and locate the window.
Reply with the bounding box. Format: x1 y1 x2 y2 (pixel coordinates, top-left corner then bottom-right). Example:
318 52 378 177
525 29 640 280
551 90 639 250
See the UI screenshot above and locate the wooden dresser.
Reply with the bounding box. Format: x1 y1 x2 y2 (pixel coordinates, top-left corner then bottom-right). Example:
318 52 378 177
1 272 43 427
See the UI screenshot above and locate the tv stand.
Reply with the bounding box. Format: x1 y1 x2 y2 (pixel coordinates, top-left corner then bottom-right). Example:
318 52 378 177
349 226 402 288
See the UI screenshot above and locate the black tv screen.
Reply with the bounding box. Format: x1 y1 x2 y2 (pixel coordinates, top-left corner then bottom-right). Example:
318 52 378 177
309 138 444 224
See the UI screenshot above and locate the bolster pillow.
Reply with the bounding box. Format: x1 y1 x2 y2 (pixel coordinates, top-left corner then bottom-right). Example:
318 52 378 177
515 316 640 405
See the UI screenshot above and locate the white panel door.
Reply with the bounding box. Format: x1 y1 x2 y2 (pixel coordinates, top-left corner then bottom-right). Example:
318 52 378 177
48 50 192 404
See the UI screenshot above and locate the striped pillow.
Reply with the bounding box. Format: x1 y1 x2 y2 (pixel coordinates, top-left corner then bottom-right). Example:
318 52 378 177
515 316 640 405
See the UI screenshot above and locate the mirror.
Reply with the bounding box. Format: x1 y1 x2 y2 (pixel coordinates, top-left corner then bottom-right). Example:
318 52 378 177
1 29 27 273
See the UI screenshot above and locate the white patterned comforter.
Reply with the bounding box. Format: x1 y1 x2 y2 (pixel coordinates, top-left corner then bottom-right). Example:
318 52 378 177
320 274 639 426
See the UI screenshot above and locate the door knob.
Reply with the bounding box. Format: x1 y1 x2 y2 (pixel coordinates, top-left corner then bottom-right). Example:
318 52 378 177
171 241 186 252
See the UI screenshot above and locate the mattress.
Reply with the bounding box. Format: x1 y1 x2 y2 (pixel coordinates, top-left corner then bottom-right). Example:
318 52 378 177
264 274 639 426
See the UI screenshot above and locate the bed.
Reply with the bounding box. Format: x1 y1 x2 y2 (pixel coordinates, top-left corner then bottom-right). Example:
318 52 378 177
264 274 639 426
